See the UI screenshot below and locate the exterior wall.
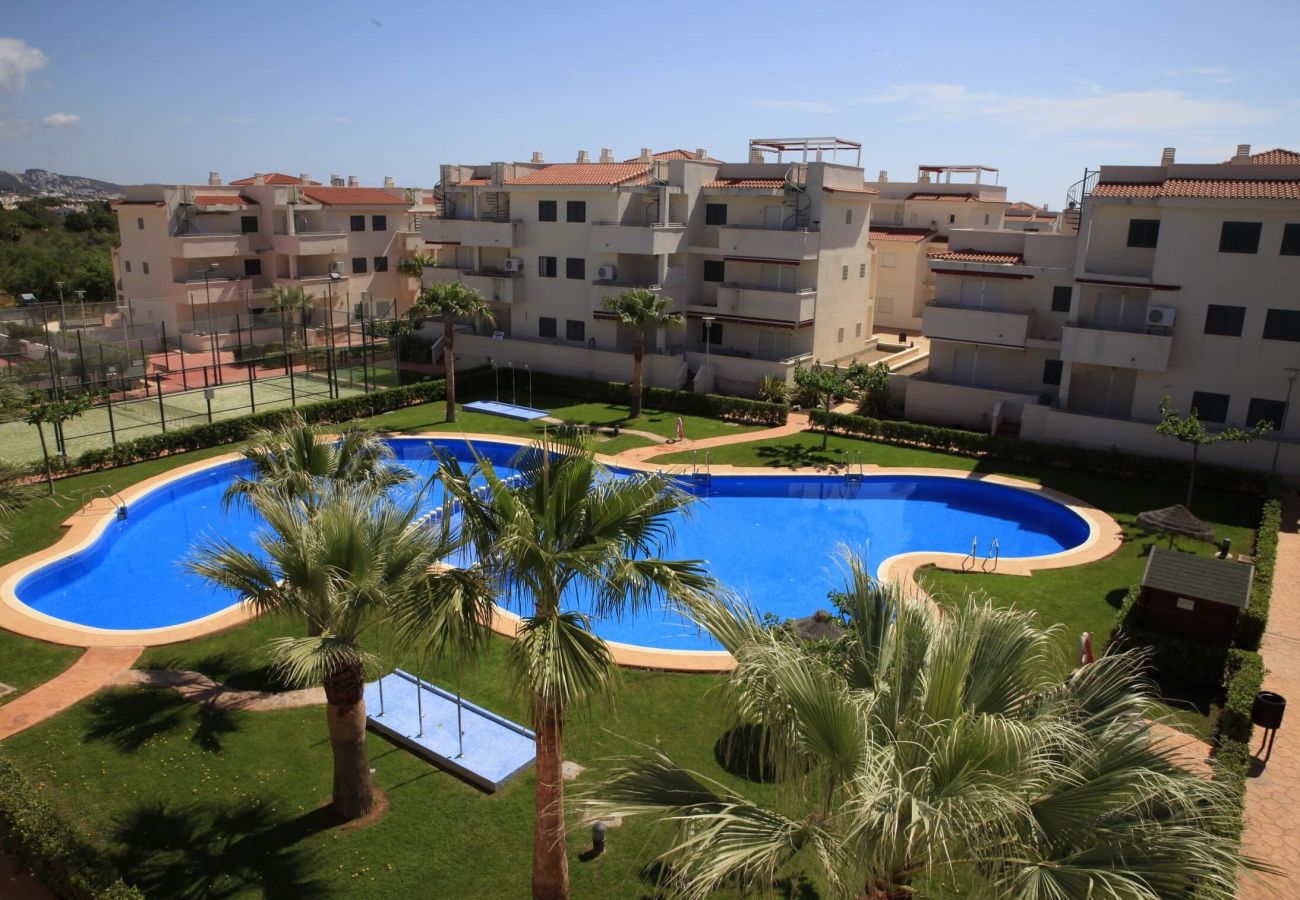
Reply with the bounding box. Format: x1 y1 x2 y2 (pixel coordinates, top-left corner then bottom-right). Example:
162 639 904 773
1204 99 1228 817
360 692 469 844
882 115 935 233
1136 586 1238 644
452 331 689 390
870 240 928 332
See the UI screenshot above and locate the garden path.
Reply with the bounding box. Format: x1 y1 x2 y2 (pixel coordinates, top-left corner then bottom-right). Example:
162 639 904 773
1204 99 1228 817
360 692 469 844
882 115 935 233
0 646 141 742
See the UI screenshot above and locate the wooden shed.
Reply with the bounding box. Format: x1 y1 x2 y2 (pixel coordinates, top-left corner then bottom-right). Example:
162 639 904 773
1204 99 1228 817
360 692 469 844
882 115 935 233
1137 547 1254 644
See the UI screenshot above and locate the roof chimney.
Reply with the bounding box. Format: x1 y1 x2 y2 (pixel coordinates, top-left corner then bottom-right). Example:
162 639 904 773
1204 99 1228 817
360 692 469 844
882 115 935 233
878 170 888 183
347 175 358 187
1231 143 1252 163
208 171 222 186
576 150 589 163
383 176 395 188
639 147 652 161
918 171 931 184
599 148 614 163
1160 147 1176 166
330 174 344 186
531 151 544 163
299 173 310 183
749 147 764 163
695 148 708 160
253 173 265 185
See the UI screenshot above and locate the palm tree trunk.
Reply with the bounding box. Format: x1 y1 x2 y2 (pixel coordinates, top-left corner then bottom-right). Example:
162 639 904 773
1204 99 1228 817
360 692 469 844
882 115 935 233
323 659 374 820
444 313 457 424
532 699 569 900
631 334 645 419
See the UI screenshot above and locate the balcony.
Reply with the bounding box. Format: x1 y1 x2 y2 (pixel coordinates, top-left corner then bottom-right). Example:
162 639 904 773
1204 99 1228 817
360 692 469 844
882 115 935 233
716 225 819 261
1060 324 1171 372
398 230 424 252
425 267 523 304
173 232 256 259
711 284 816 324
922 303 1031 348
272 273 351 291
590 281 660 309
422 217 520 247
271 231 348 256
589 223 687 255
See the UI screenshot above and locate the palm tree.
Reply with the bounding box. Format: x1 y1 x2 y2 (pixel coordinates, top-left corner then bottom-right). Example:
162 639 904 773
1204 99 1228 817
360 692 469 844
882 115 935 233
436 435 720 899
0 457 36 545
268 284 316 326
222 415 413 514
587 557 1257 900
599 289 683 418
411 281 494 424
187 485 492 820
397 252 438 284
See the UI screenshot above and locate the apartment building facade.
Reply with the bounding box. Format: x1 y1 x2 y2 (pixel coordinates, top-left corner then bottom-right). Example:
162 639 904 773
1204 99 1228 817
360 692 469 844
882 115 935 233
111 172 428 341
908 144 1300 477
420 139 878 396
865 165 1008 332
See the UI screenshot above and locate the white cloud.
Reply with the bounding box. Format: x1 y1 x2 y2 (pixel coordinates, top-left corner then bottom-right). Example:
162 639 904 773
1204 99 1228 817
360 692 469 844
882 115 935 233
0 37 49 93
854 83 1276 137
42 111 79 127
748 99 840 115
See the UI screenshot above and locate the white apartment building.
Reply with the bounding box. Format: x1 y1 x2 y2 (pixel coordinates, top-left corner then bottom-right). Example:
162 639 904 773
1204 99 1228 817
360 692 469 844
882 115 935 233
1003 201 1061 233
421 138 878 396
908 144 1300 477
111 172 429 342
865 165 1008 332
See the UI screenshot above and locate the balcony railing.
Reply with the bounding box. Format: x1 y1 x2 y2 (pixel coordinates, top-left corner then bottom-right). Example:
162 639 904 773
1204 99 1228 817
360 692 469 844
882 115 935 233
172 232 256 259
422 217 520 247
271 231 348 256
922 302 1031 348
589 222 687 255
712 283 816 323
715 225 819 260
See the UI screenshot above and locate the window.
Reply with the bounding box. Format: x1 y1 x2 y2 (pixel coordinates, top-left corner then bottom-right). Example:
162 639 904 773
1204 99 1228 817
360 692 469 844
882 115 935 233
350 215 365 232
1281 223 1300 256
124 260 131 273
1203 304 1246 336
1051 285 1072 312
136 217 144 230
844 209 853 225
351 257 367 274
1126 218 1160 248
702 260 725 283
1247 398 1287 430
1219 221 1262 254
855 322 862 337
566 200 586 223
837 327 845 343
538 256 557 278
539 317 557 339
881 253 897 268
1042 359 1063 386
984 214 990 225
859 263 867 278
373 256 389 272
244 258 262 277
565 257 585 280
701 320 723 345
371 215 387 231
705 203 727 226
948 214 956 224
538 200 557 222
141 261 149 275
565 319 585 342
240 215 259 234
841 265 849 281
1263 308 1300 341
1191 391 1230 424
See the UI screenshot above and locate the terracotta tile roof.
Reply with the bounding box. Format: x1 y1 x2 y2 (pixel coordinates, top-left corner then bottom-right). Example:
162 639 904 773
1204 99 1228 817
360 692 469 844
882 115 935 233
1227 147 1300 165
299 186 411 206
193 194 257 207
869 226 935 244
229 172 321 185
823 185 880 195
1093 179 1300 200
932 250 1024 265
504 163 652 186
622 149 723 163
457 178 490 186
705 178 786 189
1007 201 1041 211
906 192 978 202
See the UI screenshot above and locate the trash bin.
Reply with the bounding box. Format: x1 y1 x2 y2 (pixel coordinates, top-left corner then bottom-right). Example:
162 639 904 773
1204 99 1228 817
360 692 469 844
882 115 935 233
1252 691 1286 730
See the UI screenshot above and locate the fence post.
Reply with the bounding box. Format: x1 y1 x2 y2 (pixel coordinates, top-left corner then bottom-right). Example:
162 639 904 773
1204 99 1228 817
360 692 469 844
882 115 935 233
346 317 356 389
155 374 167 433
288 351 297 407
205 388 213 425
235 312 244 371
247 359 256 414
106 394 117 448
76 331 87 385
161 321 170 373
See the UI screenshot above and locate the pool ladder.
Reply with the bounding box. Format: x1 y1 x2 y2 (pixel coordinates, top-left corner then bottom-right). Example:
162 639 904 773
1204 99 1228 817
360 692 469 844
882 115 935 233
691 450 711 485
84 485 128 520
963 536 1000 572
844 451 864 485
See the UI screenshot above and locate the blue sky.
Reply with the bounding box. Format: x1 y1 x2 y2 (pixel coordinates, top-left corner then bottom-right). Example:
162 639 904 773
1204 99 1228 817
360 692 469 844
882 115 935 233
1 0 1297 204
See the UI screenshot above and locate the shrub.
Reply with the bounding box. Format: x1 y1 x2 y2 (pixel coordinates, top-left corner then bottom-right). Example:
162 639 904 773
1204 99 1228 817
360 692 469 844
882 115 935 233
1219 649 1265 745
0 756 143 899
1235 496 1282 650
1106 584 1231 692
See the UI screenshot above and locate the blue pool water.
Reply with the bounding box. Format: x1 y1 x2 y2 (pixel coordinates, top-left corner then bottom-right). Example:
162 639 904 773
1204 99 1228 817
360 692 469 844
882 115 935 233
15 438 1091 648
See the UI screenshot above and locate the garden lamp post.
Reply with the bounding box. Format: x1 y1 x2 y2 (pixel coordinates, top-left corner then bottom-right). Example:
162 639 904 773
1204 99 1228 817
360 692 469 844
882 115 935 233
55 280 65 329
201 262 218 334
702 314 715 390
75 290 86 325
1271 367 1300 477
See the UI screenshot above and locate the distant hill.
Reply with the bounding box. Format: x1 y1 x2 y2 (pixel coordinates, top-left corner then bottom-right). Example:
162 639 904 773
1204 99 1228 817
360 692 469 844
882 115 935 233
0 168 123 200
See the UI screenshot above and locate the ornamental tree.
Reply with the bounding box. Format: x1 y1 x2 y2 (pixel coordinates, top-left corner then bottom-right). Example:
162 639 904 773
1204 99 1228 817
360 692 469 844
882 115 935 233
1156 395 1273 509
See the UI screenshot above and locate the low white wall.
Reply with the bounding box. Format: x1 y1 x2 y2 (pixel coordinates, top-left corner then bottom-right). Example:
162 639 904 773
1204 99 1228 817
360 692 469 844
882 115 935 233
904 377 1041 431
455 334 688 390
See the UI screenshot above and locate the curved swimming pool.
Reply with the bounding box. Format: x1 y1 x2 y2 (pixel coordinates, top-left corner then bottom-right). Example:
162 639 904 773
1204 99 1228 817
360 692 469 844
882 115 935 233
12 437 1092 650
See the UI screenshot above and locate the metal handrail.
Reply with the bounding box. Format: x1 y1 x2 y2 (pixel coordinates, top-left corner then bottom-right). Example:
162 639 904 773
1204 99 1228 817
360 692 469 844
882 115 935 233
982 537 1000 572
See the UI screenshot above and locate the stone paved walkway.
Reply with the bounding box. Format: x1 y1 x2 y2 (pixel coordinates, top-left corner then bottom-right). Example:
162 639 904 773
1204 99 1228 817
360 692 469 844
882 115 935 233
1238 493 1300 898
617 411 810 465
0 646 141 742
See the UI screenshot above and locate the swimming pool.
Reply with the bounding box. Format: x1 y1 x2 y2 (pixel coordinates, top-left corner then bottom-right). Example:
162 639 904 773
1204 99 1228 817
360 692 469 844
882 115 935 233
10 437 1093 650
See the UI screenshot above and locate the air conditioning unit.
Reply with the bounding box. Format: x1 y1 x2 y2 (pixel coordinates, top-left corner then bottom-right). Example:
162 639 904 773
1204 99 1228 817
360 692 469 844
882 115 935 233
1147 306 1176 328
597 264 617 281
503 257 524 273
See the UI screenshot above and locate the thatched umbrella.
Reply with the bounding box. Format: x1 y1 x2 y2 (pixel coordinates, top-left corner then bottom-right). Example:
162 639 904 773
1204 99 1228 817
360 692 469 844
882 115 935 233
792 609 845 642
1136 504 1215 545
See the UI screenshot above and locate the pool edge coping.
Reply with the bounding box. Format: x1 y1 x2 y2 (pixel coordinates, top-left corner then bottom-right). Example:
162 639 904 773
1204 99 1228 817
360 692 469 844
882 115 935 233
0 431 1123 671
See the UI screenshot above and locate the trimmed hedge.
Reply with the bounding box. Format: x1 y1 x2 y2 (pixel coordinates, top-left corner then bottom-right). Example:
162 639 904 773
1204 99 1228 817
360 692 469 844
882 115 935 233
1107 585 1231 692
1219 649 1265 745
809 409 1268 494
0 756 143 899
527 371 789 427
1235 496 1282 650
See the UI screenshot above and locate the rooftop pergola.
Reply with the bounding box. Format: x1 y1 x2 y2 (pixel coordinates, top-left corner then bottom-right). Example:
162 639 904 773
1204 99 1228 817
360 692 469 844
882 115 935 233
917 164 1000 184
749 137 862 166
